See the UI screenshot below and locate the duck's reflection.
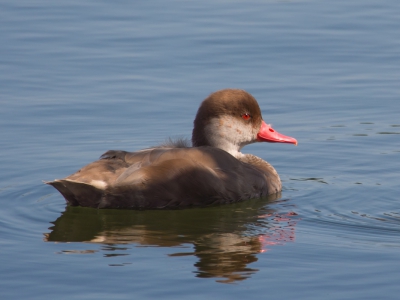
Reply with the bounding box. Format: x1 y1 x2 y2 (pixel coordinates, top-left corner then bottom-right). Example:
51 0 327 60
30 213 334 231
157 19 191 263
45 193 299 283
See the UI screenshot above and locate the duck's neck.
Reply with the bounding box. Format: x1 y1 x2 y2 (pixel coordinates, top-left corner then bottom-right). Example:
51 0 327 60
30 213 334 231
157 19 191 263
192 116 256 158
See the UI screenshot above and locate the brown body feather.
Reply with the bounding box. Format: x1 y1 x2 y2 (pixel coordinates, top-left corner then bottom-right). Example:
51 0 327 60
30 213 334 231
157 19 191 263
47 146 281 209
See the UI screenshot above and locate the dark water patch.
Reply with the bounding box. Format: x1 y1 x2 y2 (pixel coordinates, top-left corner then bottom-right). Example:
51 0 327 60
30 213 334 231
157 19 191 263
290 177 328 184
104 253 130 258
377 131 400 134
383 212 400 221
57 249 98 255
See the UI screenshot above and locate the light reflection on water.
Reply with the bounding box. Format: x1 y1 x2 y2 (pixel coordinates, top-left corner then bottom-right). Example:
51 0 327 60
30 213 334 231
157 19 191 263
44 194 299 283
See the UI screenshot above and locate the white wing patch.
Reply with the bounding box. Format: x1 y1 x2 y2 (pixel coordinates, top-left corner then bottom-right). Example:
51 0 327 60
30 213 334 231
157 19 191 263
89 180 108 189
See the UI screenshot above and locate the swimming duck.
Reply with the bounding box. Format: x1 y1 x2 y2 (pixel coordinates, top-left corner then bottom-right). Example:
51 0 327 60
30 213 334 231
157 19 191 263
47 89 297 209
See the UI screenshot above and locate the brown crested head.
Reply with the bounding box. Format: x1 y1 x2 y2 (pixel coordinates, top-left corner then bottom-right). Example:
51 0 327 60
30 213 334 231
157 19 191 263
192 89 263 147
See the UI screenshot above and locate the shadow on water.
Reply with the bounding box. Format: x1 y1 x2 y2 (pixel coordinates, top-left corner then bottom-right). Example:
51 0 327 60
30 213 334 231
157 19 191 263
44 193 299 283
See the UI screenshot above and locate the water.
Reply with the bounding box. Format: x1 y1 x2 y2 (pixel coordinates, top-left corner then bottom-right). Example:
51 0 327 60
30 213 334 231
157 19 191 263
1 0 399 298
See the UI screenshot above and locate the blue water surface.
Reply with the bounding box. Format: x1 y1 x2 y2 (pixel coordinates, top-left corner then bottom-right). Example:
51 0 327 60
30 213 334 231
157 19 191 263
1 0 399 299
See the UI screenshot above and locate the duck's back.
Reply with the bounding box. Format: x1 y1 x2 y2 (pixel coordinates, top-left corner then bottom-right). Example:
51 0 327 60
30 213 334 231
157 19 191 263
48 146 280 209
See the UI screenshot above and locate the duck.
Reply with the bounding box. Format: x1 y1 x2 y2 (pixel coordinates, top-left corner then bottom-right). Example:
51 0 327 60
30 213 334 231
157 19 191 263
47 89 297 209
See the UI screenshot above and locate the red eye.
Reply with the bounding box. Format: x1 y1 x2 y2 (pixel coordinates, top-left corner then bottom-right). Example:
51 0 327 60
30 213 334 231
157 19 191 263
241 113 251 121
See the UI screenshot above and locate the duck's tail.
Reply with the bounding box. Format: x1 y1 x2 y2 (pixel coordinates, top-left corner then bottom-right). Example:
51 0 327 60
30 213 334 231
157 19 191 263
45 179 104 208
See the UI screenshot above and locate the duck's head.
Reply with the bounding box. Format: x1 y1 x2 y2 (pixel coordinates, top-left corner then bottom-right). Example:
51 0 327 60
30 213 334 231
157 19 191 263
192 89 297 157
